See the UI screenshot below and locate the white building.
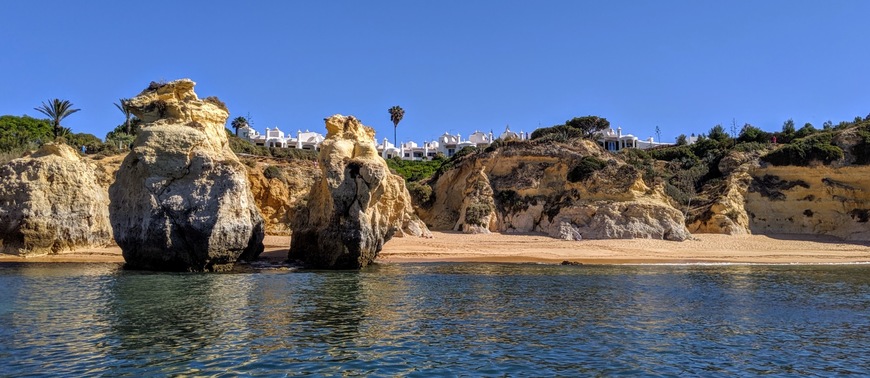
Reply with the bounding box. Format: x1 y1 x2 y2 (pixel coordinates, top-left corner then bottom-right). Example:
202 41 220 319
239 125 324 151
242 123 692 160
597 127 673 151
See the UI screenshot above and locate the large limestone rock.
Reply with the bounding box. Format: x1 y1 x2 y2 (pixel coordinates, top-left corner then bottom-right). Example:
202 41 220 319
289 115 431 268
0 144 113 255
418 139 691 241
109 79 265 271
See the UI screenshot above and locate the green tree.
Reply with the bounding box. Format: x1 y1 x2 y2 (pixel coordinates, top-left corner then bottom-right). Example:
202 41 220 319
737 124 770 144
114 98 133 134
389 105 404 146
795 122 817 139
564 116 610 139
0 115 52 152
675 134 688 145
34 99 81 139
708 124 730 143
231 116 249 136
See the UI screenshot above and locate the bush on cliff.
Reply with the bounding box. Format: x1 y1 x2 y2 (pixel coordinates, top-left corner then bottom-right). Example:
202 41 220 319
464 202 492 226
530 116 610 140
761 133 844 166
567 156 607 182
408 181 433 205
263 165 283 180
853 123 870 165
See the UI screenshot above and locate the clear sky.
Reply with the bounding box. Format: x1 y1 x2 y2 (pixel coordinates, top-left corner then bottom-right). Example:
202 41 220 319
1 1 868 144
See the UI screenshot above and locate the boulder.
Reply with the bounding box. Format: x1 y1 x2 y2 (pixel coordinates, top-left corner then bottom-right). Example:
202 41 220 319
0 144 113 256
109 79 265 271
289 115 430 269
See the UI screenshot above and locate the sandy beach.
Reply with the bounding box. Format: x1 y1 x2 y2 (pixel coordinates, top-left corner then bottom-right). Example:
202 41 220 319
1 232 869 265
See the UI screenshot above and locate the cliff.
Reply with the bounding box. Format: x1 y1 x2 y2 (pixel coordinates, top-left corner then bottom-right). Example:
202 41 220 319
244 157 320 235
109 79 265 271
289 115 430 268
688 141 870 241
418 140 691 241
0 143 113 255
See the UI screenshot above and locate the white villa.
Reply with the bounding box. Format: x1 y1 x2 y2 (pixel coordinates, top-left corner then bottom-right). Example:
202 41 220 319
377 126 531 161
238 123 673 160
238 124 324 150
596 127 674 152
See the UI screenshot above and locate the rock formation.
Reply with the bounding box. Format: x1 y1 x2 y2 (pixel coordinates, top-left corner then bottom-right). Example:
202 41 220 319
289 115 431 268
0 143 113 256
689 146 870 241
245 159 320 235
743 165 870 240
418 140 691 241
109 79 265 271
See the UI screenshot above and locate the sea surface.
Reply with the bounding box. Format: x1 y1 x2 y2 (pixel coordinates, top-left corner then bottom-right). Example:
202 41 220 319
0 262 868 376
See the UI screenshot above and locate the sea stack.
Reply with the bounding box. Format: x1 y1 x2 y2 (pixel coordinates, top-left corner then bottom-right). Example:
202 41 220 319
0 143 113 256
289 114 430 269
109 79 265 271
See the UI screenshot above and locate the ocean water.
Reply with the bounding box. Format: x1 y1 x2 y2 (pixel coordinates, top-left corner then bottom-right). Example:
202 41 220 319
0 262 868 376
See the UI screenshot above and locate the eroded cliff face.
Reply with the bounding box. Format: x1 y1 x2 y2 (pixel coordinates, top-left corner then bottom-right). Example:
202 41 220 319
289 115 430 269
244 158 320 235
743 165 870 240
109 79 265 271
688 148 870 240
687 151 757 235
0 144 113 255
419 140 691 241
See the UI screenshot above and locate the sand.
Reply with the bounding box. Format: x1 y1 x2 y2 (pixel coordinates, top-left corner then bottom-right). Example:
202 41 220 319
1 232 869 265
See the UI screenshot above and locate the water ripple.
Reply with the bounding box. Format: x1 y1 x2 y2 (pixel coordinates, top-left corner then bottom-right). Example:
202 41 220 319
0 263 868 376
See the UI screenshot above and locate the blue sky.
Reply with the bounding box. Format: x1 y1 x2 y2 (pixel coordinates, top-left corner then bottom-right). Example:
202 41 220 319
1 1 868 144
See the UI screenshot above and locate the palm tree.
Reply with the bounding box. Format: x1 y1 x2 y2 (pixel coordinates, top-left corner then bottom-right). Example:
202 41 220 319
114 98 133 134
34 99 81 139
388 105 404 147
231 116 249 136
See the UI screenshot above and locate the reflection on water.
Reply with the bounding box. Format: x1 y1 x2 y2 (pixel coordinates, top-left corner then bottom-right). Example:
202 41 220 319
0 263 868 375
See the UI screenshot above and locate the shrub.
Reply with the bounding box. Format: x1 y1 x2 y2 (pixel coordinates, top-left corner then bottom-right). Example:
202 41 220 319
464 202 492 226
648 145 697 162
494 190 526 213
530 125 584 141
733 142 767 153
203 96 228 112
408 181 433 204
761 133 844 166
263 165 283 180
567 156 607 182
852 124 870 165
386 158 443 182
269 147 317 160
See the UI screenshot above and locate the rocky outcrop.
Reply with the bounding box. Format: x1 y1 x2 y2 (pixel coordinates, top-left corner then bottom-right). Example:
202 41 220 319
687 151 757 235
109 79 265 271
0 144 113 255
418 140 691 241
688 146 870 240
743 165 870 240
245 159 320 235
289 115 431 268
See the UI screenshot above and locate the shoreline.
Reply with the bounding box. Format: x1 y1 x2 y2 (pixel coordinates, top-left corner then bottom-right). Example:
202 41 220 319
1 232 869 265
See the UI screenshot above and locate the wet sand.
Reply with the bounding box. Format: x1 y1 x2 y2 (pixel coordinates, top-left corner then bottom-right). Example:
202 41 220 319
2 233 869 265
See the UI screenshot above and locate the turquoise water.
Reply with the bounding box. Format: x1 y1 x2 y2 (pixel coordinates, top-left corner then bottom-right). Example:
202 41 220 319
0 263 868 376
